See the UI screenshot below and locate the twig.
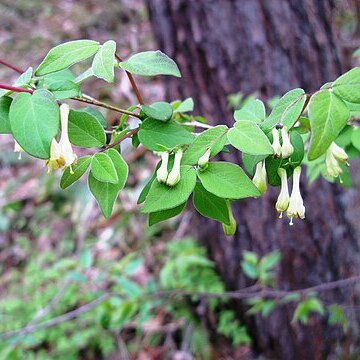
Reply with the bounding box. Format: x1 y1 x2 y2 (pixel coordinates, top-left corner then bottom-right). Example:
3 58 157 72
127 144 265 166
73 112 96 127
0 59 24 74
71 96 141 118
102 128 139 151
115 54 144 105
0 83 33 94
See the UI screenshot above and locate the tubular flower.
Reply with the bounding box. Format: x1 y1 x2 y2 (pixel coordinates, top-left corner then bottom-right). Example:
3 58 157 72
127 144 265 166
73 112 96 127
156 151 169 184
14 140 23 160
252 161 267 194
166 148 183 187
281 127 294 159
275 168 290 218
198 147 211 171
325 142 349 179
271 128 282 157
222 201 237 236
286 166 305 226
46 104 77 174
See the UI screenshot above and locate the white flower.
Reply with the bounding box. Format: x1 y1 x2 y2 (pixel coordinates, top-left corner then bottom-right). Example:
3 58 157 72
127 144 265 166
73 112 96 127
156 151 169 183
14 140 23 160
281 127 294 159
252 161 267 194
271 128 281 157
46 104 77 174
275 168 290 218
166 148 183 187
325 142 348 179
198 148 211 170
286 166 305 225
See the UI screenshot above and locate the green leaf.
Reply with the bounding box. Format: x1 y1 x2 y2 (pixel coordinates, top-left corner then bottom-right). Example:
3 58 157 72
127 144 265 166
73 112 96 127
193 183 230 224
308 90 350 160
149 202 186 226
137 169 159 204
138 118 194 151
68 109 106 148
332 67 360 103
182 125 228 165
234 99 265 123
141 166 196 213
47 80 81 100
197 162 260 199
91 153 119 183
174 98 194 113
351 128 360 151
227 121 273 156
141 102 173 121
242 153 267 176
259 251 281 272
119 50 181 77
74 67 94 84
60 156 91 189
35 40 100 76
9 90 59 159
0 96 13 134
88 149 128 218
76 107 107 128
261 89 306 131
92 40 116 82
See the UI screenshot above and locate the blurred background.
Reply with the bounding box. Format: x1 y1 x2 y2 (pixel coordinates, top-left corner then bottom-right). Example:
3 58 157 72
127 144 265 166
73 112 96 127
1 0 360 359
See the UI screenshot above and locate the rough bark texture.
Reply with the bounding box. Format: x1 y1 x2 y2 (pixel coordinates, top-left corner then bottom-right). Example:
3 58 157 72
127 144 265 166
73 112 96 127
146 0 360 359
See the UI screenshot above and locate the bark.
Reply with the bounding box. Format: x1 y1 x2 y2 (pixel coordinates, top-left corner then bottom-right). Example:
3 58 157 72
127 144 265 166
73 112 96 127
146 0 360 359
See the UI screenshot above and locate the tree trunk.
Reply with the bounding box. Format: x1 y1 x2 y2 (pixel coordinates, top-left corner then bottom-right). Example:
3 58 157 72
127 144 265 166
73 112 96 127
146 0 360 359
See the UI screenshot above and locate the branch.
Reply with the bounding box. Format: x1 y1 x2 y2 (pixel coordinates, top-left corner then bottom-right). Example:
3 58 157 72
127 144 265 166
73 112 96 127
103 127 139 151
71 96 141 118
115 54 144 105
0 59 24 74
0 83 33 94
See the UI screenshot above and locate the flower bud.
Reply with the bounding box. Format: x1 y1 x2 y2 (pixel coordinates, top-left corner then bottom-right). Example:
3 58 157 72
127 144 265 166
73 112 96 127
166 149 183 187
222 201 237 236
275 168 290 218
156 152 169 184
281 127 294 159
14 140 23 160
271 128 282 157
252 161 267 194
198 148 211 171
286 166 305 225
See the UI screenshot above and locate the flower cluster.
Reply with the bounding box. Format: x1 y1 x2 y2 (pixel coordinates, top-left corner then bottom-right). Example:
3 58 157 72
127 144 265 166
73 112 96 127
155 148 183 187
325 142 349 180
271 126 294 159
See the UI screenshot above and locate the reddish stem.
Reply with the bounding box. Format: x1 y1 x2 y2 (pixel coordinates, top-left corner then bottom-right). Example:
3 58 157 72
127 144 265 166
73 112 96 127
0 83 33 94
115 54 144 105
0 60 24 74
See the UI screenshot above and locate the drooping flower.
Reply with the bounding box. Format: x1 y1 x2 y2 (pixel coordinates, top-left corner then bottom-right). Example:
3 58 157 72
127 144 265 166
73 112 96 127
14 140 23 160
198 148 211 171
252 161 267 194
166 148 183 187
281 126 294 159
46 104 77 174
286 166 305 225
275 168 290 218
222 201 237 236
325 142 348 179
271 128 282 157
156 151 169 184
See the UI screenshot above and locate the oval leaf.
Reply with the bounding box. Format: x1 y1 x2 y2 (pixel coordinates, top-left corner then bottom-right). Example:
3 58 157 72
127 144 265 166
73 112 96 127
141 102 173 121
91 152 119 183
197 162 260 199
35 40 100 76
149 202 186 226
141 166 196 213
308 90 350 160
227 121 273 156
234 99 265 123
92 40 116 83
68 109 106 148
9 90 59 159
119 50 181 77
88 149 128 218
60 156 91 189
332 67 360 103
